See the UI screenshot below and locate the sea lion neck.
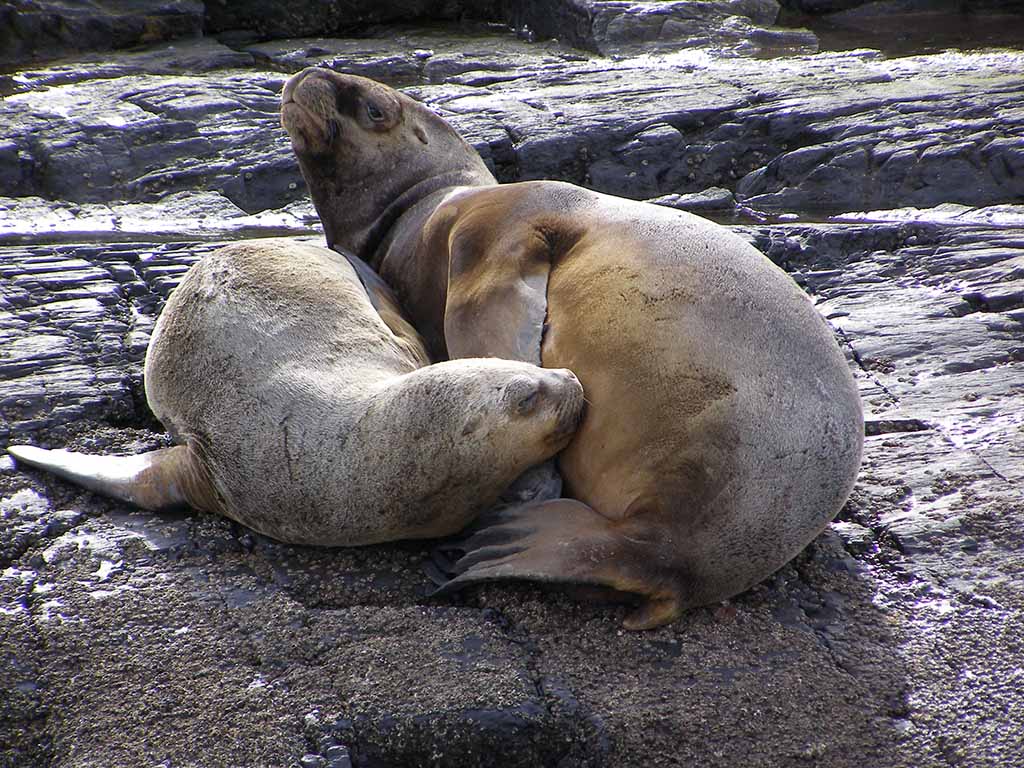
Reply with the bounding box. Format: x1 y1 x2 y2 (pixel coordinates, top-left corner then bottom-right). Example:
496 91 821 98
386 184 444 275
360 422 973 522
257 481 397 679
361 168 495 265
305 146 496 263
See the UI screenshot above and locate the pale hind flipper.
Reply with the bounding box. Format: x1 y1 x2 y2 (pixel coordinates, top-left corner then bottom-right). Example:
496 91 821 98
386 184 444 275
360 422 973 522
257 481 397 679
433 499 685 630
7 444 217 513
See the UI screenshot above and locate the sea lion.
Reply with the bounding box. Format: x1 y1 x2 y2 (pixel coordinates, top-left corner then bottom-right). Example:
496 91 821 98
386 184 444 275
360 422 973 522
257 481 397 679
281 70 864 627
8 239 585 546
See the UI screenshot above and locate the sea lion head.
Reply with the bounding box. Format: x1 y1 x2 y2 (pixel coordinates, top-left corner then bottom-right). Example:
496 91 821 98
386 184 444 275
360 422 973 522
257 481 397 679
281 68 494 259
427 359 586 471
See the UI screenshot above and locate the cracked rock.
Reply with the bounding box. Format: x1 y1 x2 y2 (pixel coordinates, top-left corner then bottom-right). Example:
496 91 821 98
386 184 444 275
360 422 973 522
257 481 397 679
2 11 1023 768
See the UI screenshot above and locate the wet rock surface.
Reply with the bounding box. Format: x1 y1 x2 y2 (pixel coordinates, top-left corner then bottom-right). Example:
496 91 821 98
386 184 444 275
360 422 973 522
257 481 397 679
497 0 819 57
4 35 1022 226
0 1 205 71
1 11 1022 768
1 0 810 69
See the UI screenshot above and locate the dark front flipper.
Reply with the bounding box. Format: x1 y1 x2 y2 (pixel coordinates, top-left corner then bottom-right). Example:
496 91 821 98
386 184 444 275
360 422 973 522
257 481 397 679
432 498 684 630
498 460 563 505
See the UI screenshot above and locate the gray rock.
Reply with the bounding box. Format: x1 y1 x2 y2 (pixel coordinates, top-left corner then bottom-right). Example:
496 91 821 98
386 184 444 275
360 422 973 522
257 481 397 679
803 1 1024 55
780 0 1024 13
3 212 1022 765
0 194 318 245
414 48 1024 211
5 38 1021 219
500 0 818 56
0 0 204 70
203 0 493 39
829 0 1024 20
780 0 868 11
242 25 588 86
0 69 302 213
239 40 1022 209
650 186 739 214
2 17 1024 768
0 37 255 96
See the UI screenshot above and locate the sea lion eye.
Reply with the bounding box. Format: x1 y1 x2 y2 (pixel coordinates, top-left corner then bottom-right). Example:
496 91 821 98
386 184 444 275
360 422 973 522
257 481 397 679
503 377 542 416
516 389 540 416
365 101 385 122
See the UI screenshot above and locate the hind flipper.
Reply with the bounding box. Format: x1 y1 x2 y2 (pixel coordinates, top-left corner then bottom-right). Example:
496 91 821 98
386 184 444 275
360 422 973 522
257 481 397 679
7 444 217 513
433 499 684 630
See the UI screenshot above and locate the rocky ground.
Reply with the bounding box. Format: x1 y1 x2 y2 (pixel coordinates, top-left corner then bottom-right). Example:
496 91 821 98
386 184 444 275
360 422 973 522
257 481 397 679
2 2 1023 767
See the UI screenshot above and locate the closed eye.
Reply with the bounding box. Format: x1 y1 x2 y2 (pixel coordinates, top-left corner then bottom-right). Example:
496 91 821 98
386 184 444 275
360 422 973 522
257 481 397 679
517 391 539 416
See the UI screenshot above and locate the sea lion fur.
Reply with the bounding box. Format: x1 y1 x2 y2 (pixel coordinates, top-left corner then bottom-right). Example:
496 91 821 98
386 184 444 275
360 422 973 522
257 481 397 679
9 239 585 546
281 70 865 627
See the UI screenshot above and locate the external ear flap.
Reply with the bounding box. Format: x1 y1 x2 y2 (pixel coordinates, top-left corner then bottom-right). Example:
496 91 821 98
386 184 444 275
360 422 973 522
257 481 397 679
443 220 552 365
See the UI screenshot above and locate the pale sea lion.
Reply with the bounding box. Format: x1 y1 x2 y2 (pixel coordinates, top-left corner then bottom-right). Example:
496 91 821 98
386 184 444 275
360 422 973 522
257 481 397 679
281 70 864 627
8 239 585 546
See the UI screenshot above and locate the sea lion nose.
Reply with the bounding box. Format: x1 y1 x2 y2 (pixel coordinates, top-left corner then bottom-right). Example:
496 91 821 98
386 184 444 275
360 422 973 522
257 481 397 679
282 71 304 104
550 368 582 393
546 368 586 436
282 67 325 103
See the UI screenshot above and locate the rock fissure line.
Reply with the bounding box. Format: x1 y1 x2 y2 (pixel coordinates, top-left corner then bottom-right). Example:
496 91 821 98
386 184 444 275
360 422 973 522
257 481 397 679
490 604 610 765
790 562 857 679
831 322 902 408
935 429 1013 487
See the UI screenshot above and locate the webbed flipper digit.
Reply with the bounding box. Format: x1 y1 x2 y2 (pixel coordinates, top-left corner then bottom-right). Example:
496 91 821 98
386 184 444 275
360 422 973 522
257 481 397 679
433 498 685 630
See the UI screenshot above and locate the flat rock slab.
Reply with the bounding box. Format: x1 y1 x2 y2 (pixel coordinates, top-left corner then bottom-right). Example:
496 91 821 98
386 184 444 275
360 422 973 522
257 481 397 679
407 49 1024 212
1 0 810 69
2 22 1023 768
3 209 1022 765
0 193 318 246
3 39 1022 223
0 0 205 70
500 0 818 57
0 68 303 215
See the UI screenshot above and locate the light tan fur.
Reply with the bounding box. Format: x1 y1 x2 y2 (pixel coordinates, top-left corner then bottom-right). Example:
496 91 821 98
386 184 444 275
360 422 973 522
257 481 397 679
9 239 585 546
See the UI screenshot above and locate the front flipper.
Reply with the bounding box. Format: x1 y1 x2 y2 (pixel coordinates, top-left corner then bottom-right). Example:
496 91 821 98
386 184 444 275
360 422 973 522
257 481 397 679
498 460 563 505
442 217 553 364
339 248 430 367
433 499 684 630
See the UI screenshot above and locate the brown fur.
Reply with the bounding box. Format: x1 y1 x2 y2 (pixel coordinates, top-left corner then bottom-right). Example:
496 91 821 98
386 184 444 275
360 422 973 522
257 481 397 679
281 70 864 627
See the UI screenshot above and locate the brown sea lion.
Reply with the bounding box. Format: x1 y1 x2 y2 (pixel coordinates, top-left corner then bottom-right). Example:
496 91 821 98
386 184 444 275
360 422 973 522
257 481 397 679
8 239 585 546
281 70 864 627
